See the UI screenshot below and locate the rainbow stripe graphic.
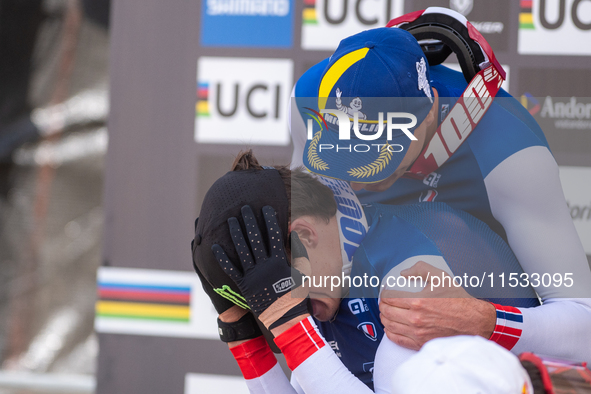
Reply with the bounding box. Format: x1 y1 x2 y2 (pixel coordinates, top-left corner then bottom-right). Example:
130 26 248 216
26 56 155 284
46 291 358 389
519 0 535 29
303 0 318 24
197 82 210 117
96 283 191 323
94 267 219 339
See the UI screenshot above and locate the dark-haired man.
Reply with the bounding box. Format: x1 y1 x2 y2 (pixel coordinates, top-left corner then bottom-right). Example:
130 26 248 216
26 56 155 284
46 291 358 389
193 152 583 394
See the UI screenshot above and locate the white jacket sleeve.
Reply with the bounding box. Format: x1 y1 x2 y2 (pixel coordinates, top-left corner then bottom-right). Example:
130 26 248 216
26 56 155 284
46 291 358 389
484 145 591 361
275 317 374 394
244 363 299 394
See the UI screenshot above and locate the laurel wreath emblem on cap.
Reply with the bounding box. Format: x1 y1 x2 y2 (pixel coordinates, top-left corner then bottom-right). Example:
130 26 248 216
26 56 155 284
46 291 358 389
347 144 393 178
307 130 330 171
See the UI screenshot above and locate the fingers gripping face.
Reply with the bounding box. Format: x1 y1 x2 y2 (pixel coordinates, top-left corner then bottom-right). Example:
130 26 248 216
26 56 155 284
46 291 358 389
263 206 285 260
213 205 309 330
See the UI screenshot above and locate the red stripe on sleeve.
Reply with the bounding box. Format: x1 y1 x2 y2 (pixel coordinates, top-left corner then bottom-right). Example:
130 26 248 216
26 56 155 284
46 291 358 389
502 326 523 337
230 336 277 380
496 304 521 314
493 333 520 351
274 316 325 370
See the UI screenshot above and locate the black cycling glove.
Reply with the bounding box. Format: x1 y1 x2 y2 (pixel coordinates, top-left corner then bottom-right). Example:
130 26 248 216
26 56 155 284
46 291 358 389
213 205 309 330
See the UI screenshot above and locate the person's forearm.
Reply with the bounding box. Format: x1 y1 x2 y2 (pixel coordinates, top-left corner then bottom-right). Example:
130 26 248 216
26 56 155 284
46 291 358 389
483 147 591 360
510 299 591 362
226 314 374 394
229 336 298 394
274 316 374 394
220 308 298 394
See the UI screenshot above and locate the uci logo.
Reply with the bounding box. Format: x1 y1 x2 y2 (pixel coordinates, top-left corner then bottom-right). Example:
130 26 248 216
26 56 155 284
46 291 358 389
319 0 396 26
302 0 403 50
518 0 591 55
195 57 292 145
213 82 282 119
536 0 591 30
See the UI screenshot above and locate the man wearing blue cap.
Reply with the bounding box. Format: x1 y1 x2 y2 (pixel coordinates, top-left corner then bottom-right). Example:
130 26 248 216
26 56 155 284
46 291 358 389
290 12 591 370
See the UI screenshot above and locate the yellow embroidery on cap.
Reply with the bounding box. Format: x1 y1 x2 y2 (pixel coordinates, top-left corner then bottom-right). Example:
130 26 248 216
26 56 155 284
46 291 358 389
318 47 370 111
347 144 392 179
307 130 329 171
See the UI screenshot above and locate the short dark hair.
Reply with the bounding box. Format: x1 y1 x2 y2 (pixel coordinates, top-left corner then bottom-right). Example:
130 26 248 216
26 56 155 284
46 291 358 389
231 150 337 224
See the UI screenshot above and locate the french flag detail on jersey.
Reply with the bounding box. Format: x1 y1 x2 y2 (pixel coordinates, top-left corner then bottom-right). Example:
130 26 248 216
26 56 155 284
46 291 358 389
357 322 378 341
489 303 523 350
419 189 438 202
275 316 326 370
230 336 277 380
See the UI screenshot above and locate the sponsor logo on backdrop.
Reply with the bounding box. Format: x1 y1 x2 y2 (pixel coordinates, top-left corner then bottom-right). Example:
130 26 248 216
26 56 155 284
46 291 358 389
568 201 591 221
518 0 591 55
450 0 504 34
201 0 294 48
540 96 591 129
414 0 507 39
468 21 504 34
196 57 292 145
520 93 541 115
301 0 404 50
450 0 473 16
523 94 591 130
206 0 289 15
559 167 591 255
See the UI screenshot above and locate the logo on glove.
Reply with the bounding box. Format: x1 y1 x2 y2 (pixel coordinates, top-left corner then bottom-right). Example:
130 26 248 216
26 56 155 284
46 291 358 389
273 277 294 293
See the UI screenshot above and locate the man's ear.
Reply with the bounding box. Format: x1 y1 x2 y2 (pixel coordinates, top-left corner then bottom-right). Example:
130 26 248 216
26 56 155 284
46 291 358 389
290 217 319 249
424 87 439 127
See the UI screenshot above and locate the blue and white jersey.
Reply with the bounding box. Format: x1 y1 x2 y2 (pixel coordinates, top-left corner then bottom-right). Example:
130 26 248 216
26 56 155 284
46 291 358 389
316 202 540 390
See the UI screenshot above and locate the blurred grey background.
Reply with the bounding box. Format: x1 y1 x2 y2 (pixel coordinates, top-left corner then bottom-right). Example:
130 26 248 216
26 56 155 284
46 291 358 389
0 0 108 392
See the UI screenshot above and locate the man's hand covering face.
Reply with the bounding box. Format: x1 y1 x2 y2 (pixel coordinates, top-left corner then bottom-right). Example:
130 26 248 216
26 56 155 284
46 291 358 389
213 205 310 330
